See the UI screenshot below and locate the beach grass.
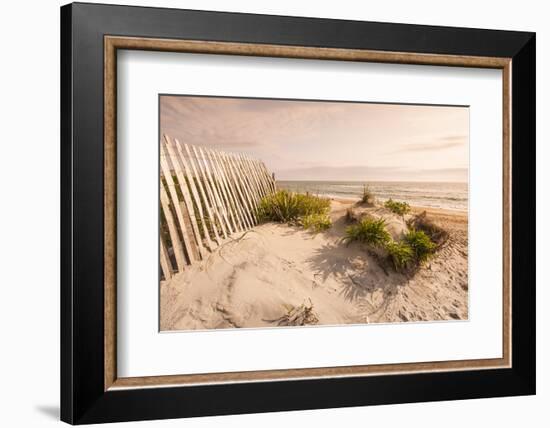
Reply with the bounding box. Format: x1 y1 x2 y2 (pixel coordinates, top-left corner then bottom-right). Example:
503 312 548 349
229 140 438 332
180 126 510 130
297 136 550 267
345 207 357 223
384 198 411 216
258 190 331 230
385 240 414 270
344 217 391 247
300 213 332 233
361 184 375 205
343 208 440 272
403 229 437 264
407 211 449 247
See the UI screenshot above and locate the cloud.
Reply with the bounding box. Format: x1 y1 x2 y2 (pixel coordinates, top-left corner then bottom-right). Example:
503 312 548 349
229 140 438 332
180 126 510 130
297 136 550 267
397 135 468 152
275 165 467 182
419 167 468 175
160 95 352 150
441 135 468 142
160 95 469 182
276 165 403 181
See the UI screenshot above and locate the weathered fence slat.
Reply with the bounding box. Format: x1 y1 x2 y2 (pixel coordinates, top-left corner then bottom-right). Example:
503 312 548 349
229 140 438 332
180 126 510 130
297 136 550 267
219 151 252 230
243 154 263 202
192 145 228 239
199 146 232 237
174 138 215 251
160 137 276 277
233 155 258 212
160 143 197 264
210 149 244 232
160 184 187 272
250 156 269 197
164 135 206 260
184 143 221 246
205 148 239 234
223 151 256 226
159 238 172 280
238 153 261 210
247 154 266 202
258 160 272 193
263 162 276 193
229 152 258 224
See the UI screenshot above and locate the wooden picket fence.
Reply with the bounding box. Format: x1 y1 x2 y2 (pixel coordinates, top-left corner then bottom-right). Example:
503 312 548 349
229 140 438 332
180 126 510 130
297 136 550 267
160 134 276 280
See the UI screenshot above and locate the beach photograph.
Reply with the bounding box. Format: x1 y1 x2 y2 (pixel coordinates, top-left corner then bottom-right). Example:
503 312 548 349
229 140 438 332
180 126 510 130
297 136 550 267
159 95 469 331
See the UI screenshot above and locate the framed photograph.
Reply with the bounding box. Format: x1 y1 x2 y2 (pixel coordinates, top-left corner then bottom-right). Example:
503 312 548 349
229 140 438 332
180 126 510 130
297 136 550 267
60 2 536 424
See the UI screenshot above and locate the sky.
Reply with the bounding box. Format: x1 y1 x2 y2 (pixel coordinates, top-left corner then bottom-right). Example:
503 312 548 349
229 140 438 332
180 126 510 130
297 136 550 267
160 95 469 182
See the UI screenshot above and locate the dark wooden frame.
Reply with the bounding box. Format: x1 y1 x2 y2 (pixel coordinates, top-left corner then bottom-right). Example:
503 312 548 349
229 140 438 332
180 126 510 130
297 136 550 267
61 2 536 424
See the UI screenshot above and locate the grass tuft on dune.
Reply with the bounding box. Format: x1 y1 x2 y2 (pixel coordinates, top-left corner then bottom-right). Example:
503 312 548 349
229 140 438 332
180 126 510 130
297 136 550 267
258 190 331 232
344 210 440 272
403 229 437 264
385 240 415 270
344 217 391 247
384 198 411 216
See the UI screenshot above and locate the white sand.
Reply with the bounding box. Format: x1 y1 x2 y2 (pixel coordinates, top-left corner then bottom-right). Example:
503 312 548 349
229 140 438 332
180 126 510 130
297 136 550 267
161 200 468 331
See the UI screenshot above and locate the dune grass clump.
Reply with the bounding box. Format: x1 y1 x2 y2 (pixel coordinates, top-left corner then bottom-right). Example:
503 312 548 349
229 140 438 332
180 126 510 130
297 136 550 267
385 240 414 271
384 198 411 216
258 190 300 222
300 213 332 233
345 207 358 223
361 184 375 205
403 229 436 264
343 209 440 272
295 192 331 216
344 217 391 247
258 190 331 231
407 211 449 247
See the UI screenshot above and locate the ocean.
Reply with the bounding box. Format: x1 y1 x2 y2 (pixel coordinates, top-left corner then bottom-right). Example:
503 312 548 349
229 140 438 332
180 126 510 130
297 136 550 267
276 181 468 211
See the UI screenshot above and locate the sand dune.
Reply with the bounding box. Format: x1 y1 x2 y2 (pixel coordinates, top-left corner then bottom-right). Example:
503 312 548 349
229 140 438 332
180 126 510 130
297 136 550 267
160 199 468 331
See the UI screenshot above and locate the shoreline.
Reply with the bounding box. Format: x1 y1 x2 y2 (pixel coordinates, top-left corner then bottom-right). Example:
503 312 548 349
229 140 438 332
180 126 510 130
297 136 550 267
276 182 468 213
328 196 468 217
161 197 469 331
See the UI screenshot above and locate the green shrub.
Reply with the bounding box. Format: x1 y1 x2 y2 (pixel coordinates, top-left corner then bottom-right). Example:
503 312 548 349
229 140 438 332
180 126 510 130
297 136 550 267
403 229 436 263
300 213 332 233
384 198 411 216
344 217 391 247
385 240 414 271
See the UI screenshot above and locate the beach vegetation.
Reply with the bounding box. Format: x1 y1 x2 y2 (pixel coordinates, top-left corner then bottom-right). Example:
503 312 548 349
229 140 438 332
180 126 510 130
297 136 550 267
344 217 391 247
407 211 449 247
403 229 436 264
385 240 414 271
300 213 332 233
258 190 331 230
361 184 375 205
342 208 440 272
345 207 358 223
258 190 300 222
384 198 411 216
